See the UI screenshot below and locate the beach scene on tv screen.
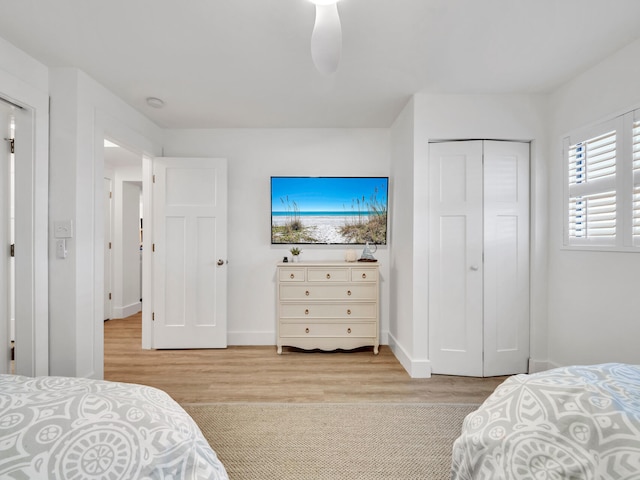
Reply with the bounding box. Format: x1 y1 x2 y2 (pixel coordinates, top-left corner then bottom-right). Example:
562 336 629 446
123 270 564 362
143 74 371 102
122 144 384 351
271 177 388 244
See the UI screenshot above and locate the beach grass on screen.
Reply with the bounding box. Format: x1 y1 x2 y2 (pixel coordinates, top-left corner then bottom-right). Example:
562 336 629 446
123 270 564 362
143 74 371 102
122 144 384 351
271 177 388 245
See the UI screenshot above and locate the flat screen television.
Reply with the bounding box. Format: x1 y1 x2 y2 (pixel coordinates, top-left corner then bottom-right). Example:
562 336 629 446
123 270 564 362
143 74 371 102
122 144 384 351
271 176 388 245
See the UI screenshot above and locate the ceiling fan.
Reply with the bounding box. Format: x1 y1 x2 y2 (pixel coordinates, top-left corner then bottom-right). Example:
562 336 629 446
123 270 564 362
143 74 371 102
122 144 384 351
309 0 342 74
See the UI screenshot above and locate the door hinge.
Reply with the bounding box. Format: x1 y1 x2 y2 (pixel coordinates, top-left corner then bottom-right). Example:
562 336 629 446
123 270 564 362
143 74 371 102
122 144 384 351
152 312 155 321
108 292 112 300
109 191 112 199
153 174 156 183
109 241 112 249
4 138 14 154
152 243 155 252
10 244 15 257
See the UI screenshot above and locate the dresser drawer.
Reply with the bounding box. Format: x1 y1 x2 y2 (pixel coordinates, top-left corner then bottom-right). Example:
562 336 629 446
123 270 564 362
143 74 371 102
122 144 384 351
307 268 349 282
279 284 377 300
279 322 377 338
279 303 377 319
351 267 378 282
278 268 306 282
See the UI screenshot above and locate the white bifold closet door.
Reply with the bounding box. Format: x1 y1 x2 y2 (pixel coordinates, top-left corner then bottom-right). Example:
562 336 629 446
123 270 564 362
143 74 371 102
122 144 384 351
428 140 530 377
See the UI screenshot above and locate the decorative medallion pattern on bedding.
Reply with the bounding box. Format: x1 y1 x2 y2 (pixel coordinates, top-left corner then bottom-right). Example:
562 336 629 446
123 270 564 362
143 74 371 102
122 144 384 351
451 363 640 479
0 374 228 480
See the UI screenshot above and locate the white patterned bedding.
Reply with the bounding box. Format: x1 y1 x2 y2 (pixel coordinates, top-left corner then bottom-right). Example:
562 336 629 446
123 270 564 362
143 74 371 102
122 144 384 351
0 374 228 480
451 363 640 479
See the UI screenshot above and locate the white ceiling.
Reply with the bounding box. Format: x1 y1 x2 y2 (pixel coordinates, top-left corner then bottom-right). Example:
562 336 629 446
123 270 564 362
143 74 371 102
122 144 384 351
104 141 142 168
1 0 640 128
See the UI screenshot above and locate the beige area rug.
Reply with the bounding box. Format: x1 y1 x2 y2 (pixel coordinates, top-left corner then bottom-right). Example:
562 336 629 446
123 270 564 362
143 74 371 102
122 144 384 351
183 403 478 480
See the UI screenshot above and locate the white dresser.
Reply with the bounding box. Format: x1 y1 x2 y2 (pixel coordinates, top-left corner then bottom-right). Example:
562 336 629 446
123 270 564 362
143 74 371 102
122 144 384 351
276 261 379 354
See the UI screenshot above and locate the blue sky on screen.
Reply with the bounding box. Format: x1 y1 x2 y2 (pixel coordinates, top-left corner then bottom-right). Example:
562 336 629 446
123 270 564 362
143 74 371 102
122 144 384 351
271 177 388 213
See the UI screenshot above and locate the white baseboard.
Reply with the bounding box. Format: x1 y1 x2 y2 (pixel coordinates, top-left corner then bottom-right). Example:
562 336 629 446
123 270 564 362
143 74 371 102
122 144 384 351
228 331 276 346
113 302 142 320
387 333 432 378
528 358 559 373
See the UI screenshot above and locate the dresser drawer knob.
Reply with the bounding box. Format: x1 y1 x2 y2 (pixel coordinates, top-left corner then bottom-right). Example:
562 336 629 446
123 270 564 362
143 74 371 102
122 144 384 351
362 273 367 279
347 328 352 334
305 290 310 296
305 309 309 315
305 327 310 334
326 273 331 279
347 290 352 296
290 273 295 279
347 309 351 315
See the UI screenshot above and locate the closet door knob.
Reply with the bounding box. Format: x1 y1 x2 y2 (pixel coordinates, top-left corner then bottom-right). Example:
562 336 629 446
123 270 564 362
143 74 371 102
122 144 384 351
470 265 479 271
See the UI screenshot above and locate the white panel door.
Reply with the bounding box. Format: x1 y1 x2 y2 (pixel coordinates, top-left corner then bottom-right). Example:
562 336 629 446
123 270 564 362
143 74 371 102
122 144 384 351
153 158 228 349
483 140 530 376
428 141 484 376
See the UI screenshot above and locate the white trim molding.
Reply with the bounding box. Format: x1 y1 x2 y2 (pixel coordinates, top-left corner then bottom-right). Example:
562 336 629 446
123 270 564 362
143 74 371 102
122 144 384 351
388 333 432 378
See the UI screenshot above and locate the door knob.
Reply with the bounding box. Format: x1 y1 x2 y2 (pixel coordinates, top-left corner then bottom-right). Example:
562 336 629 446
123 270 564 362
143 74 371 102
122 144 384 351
470 265 479 271
217 259 225 266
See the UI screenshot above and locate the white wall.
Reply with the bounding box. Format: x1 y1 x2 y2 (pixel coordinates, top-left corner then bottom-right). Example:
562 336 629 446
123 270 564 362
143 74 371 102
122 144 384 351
162 129 391 346
546 38 640 367
0 37 49 376
48 67 162 378
390 93 550 376
388 97 428 376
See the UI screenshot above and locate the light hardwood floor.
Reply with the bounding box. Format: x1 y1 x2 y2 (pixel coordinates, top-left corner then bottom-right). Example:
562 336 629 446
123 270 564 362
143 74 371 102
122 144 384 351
104 313 507 404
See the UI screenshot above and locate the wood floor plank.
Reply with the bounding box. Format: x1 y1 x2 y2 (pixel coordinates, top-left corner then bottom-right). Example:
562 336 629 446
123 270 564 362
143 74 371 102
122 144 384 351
104 313 507 404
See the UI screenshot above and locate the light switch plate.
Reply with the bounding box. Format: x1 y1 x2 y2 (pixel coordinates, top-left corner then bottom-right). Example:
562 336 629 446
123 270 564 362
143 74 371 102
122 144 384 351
56 239 67 259
54 220 73 238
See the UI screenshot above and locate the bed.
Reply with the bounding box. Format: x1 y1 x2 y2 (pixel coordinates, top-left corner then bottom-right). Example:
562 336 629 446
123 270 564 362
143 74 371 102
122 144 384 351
451 363 640 479
0 374 228 479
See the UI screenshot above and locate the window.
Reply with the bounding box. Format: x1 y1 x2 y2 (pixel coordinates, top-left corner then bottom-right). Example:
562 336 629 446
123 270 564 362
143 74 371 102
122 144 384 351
564 111 639 251
633 118 640 246
567 129 617 242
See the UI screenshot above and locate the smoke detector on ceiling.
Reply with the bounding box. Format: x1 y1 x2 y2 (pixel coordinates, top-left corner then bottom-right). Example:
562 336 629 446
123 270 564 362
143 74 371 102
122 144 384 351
146 97 165 109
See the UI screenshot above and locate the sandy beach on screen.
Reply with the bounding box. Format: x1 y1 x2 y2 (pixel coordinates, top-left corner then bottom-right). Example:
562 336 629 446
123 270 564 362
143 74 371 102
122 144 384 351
272 215 354 243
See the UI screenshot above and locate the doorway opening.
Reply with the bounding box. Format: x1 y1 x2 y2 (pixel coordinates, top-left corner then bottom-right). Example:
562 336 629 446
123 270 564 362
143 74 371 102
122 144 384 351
103 138 143 326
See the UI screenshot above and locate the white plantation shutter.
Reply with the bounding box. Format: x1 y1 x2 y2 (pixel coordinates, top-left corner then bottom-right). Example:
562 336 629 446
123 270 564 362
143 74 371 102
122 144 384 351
633 119 640 246
568 131 616 186
568 192 616 239
565 110 640 251
566 128 617 246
